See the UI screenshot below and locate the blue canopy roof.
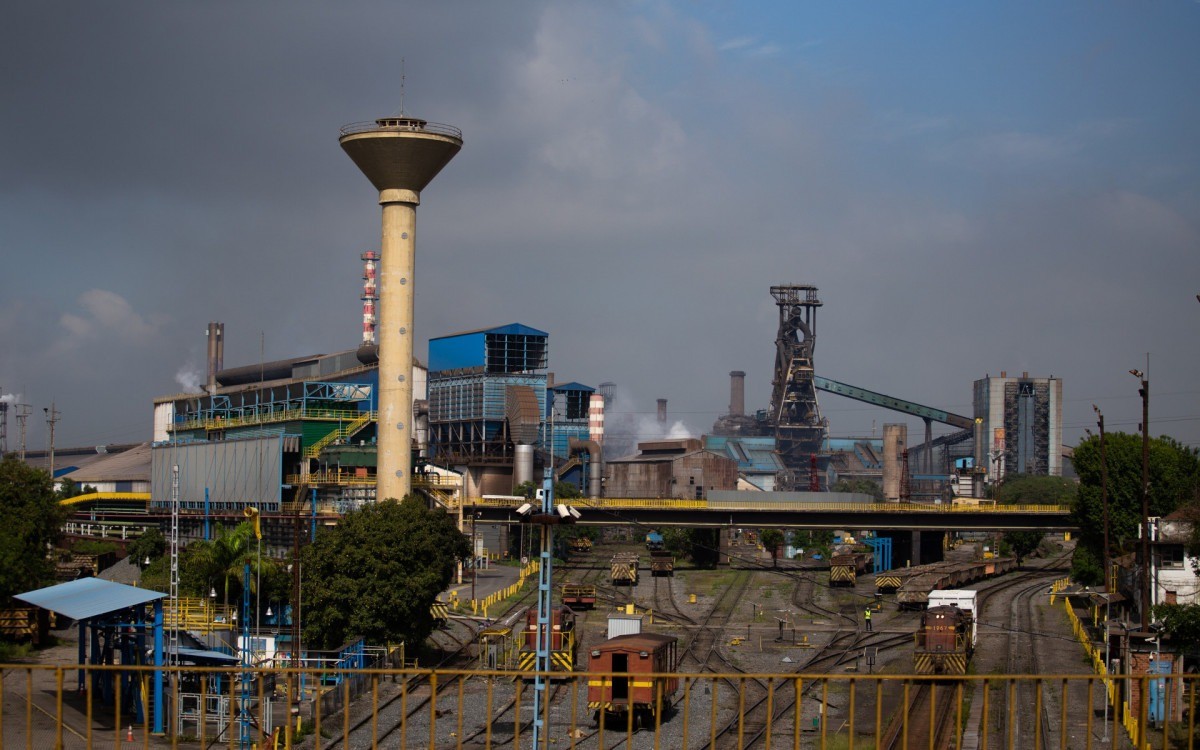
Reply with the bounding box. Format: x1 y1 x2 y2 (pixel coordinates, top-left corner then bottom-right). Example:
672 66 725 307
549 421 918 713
15 578 165 621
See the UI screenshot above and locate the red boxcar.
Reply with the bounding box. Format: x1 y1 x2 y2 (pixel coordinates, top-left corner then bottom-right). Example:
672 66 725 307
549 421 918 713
587 633 679 726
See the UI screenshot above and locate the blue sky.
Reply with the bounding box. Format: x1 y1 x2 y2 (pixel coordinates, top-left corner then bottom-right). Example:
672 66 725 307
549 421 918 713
2 1 1197 454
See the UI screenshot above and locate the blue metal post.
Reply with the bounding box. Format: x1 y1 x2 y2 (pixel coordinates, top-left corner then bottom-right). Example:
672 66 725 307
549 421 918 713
204 487 211 541
153 600 164 734
531 468 554 749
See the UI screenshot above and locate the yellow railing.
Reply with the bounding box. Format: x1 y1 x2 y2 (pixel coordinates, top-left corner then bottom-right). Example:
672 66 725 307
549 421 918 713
303 411 375 459
1056 581 1159 749
163 597 237 632
2 665 1193 750
450 559 540 618
171 407 369 433
286 471 377 487
465 497 1071 514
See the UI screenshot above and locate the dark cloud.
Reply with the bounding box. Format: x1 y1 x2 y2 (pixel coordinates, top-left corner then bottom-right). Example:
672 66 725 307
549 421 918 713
2 1 1197 453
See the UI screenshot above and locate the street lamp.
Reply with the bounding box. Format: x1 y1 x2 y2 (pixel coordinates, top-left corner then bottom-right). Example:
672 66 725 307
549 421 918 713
1093 405 1111 590
1129 367 1150 631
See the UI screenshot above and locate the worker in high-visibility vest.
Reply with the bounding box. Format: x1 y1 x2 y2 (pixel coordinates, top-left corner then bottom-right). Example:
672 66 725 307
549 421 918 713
864 606 873 632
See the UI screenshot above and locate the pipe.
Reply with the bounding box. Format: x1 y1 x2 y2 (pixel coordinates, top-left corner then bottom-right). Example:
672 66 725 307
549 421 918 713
514 444 534 487
568 437 602 498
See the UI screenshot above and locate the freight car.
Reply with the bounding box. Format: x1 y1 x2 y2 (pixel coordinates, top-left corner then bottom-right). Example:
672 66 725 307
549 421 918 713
893 558 1015 608
570 536 593 554
518 606 577 673
650 551 674 577
913 598 975 675
829 552 873 586
611 553 640 586
562 583 597 610
587 633 679 727
645 531 665 551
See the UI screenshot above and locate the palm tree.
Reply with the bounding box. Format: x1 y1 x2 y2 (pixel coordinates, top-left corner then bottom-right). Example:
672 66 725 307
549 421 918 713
190 521 267 605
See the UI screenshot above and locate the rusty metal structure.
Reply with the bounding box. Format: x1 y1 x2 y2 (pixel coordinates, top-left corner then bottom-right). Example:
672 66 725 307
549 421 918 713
768 284 828 488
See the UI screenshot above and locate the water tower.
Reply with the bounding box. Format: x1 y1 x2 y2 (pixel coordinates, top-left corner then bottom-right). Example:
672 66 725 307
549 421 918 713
340 115 462 502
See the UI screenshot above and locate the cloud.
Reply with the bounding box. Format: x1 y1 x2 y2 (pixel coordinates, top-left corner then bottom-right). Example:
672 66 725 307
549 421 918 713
57 290 165 347
174 364 205 394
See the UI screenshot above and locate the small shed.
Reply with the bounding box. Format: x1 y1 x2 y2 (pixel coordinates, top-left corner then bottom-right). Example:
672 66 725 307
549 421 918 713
15 578 167 733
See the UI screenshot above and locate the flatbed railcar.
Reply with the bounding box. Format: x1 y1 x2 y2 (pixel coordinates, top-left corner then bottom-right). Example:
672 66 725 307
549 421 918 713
562 583 598 610
895 558 1016 608
518 606 577 673
587 633 679 727
611 553 640 586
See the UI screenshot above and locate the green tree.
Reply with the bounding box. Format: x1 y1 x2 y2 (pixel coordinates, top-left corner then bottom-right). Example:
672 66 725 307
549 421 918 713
1071 434 1200 585
1151 603 1200 650
830 478 884 501
992 475 1073 566
0 458 66 602
759 529 784 567
301 496 470 649
127 528 166 567
662 528 720 569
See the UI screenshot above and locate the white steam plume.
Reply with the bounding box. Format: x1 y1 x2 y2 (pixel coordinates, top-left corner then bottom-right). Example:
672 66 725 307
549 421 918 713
175 364 205 394
600 384 695 459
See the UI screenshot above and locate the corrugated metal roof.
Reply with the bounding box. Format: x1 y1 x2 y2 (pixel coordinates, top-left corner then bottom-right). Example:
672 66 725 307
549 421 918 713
15 578 165 621
64 442 152 483
431 322 549 340
549 382 594 393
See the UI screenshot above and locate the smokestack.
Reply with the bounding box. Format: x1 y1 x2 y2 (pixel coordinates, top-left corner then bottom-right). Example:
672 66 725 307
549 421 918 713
588 393 605 446
361 250 379 344
340 114 462 502
657 398 667 424
729 370 746 416
206 322 224 394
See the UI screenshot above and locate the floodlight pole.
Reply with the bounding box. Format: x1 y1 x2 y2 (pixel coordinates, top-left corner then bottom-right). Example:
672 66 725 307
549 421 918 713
531 467 555 750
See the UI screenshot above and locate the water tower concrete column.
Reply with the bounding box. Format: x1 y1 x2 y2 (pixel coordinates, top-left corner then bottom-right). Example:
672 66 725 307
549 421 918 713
340 116 462 503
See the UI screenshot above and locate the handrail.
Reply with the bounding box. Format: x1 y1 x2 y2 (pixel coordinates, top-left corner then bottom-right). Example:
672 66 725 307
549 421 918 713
339 119 462 139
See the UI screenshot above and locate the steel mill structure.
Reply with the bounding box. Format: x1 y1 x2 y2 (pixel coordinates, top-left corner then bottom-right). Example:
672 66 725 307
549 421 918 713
339 114 462 503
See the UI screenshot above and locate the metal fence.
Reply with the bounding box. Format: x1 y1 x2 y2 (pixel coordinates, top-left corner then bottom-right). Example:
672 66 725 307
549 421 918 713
1 665 1195 750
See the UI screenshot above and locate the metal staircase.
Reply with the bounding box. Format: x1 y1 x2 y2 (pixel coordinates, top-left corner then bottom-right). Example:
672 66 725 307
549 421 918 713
303 410 375 459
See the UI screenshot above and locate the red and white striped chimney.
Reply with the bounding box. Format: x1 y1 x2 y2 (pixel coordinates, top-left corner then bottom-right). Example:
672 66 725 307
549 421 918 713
588 393 605 445
361 250 379 344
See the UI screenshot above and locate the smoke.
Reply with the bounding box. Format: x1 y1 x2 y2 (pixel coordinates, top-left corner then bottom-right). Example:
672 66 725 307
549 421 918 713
600 384 695 459
0 393 19 406
174 364 205 394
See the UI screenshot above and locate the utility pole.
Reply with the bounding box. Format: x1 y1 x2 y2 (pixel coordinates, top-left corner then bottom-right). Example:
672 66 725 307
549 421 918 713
16 403 31 461
1093 405 1111 590
44 403 60 481
1130 367 1150 630
0 390 8 455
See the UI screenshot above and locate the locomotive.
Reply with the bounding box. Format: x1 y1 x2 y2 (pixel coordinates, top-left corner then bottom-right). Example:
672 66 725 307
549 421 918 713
912 590 976 675
517 605 577 673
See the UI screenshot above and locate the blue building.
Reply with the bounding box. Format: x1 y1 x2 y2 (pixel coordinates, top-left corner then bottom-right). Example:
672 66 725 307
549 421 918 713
427 323 549 470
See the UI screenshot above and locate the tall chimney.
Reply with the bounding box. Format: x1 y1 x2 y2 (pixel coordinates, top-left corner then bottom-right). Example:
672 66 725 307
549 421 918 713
657 398 667 424
340 114 462 502
206 322 224 393
729 370 746 416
